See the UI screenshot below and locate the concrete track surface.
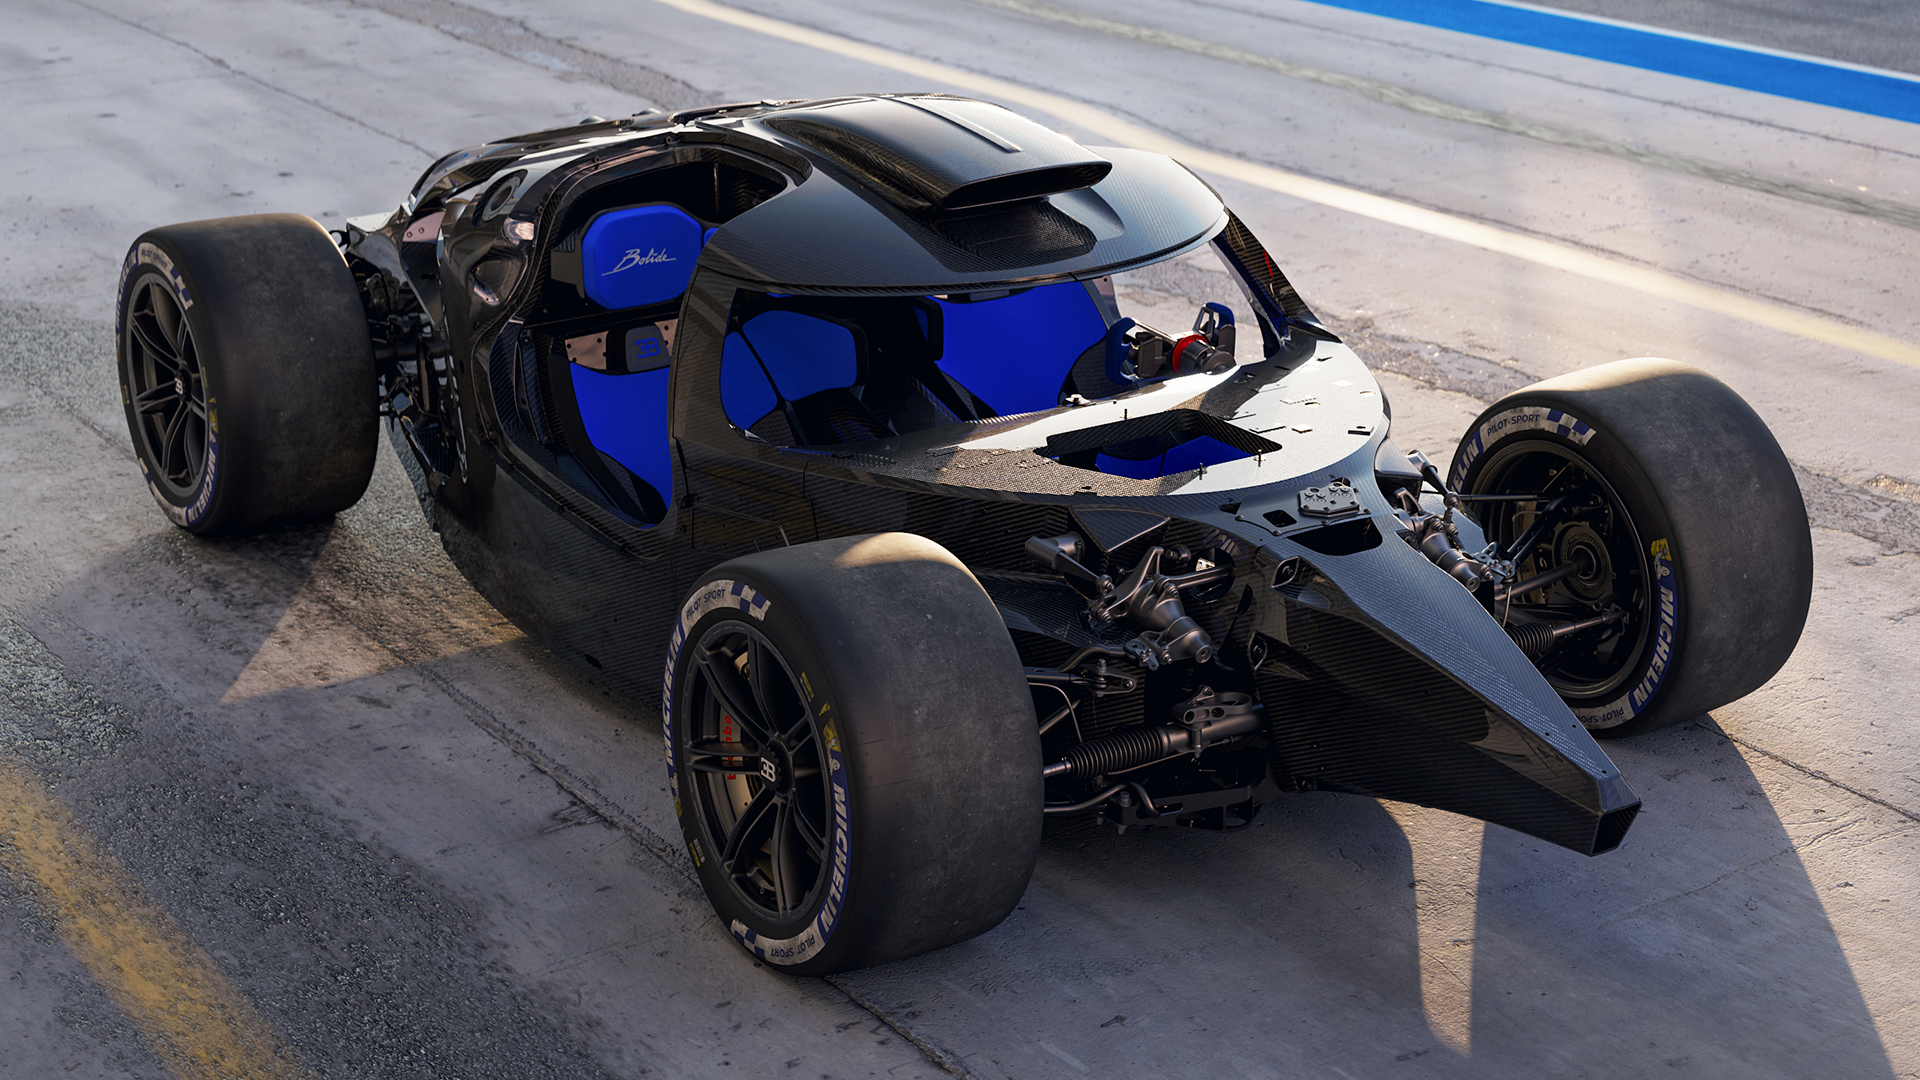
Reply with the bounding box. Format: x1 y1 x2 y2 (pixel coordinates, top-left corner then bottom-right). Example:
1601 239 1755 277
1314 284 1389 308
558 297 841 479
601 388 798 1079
2 1 1916 1077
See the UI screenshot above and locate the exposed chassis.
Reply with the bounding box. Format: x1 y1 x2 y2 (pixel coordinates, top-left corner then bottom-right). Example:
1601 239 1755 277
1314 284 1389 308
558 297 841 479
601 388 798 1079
117 93 1812 975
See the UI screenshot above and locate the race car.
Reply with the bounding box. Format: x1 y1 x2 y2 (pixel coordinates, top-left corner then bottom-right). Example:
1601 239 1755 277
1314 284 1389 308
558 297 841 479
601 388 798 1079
115 94 1812 976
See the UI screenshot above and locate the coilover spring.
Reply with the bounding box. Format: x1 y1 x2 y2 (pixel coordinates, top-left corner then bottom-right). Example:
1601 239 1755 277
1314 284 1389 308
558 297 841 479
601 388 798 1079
1042 726 1188 780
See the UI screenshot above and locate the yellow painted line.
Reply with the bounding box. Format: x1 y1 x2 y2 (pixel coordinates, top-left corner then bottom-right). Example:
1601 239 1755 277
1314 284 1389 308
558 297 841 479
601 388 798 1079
650 0 1920 370
0 755 312 1080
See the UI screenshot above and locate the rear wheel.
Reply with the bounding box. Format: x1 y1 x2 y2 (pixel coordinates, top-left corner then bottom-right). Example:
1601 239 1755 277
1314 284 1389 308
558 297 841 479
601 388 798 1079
116 213 377 533
1449 359 1811 737
666 533 1041 974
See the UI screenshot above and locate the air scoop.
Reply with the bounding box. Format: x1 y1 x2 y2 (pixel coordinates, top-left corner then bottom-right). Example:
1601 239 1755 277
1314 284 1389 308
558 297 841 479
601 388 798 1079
763 95 1113 209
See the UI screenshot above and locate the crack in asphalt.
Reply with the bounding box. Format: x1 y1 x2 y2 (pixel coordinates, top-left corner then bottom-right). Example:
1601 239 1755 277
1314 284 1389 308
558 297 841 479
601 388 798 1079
66 0 439 158
335 0 714 111
1717 731 1920 827
822 977 989 1080
968 0 1920 232
1792 818 1871 851
1594 846 1794 928
1793 461 1920 557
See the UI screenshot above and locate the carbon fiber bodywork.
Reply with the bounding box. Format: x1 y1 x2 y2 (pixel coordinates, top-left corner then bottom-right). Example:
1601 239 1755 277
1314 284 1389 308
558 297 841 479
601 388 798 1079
346 96 1640 857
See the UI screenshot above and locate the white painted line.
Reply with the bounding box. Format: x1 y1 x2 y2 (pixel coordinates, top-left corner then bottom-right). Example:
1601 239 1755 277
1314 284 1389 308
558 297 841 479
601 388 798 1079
1470 0 1920 86
647 0 1920 371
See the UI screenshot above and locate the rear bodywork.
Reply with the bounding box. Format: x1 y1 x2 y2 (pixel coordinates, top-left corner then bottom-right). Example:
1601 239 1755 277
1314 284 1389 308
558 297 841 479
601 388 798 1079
340 95 1639 856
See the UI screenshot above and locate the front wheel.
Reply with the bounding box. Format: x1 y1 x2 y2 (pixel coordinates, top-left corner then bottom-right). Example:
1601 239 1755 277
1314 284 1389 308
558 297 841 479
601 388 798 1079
116 214 377 533
1449 359 1811 738
665 533 1041 975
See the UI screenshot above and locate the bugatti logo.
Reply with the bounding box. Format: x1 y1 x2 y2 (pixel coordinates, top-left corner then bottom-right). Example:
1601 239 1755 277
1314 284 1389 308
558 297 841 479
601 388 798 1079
604 247 676 274
759 757 779 785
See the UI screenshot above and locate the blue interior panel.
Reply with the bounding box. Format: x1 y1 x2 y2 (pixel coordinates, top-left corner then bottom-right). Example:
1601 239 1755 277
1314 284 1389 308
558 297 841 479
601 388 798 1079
581 205 705 309
1092 451 1164 480
721 333 779 429
936 283 1107 415
570 365 673 516
739 311 859 400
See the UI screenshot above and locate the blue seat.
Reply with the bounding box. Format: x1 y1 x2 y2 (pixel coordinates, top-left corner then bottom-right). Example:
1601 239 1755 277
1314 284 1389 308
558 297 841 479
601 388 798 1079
564 205 710 523
571 364 672 521
934 283 1107 415
718 286 1117 444
722 311 871 442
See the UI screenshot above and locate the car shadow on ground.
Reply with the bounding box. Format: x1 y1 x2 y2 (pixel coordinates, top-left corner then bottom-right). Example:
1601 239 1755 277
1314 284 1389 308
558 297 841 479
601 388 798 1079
841 721 1894 1080
22 460 1894 1080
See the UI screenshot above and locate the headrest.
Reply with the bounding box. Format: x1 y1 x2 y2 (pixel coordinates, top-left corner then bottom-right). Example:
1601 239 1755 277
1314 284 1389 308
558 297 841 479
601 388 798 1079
581 205 705 309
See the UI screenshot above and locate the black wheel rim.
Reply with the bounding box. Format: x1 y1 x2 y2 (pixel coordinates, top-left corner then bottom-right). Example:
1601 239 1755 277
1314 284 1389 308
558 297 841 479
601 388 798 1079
683 623 833 923
1471 441 1654 702
123 272 210 501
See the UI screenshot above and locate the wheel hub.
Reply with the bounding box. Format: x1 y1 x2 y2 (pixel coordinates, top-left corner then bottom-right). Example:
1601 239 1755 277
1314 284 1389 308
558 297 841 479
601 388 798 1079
1554 522 1613 602
758 743 792 793
1468 440 1652 704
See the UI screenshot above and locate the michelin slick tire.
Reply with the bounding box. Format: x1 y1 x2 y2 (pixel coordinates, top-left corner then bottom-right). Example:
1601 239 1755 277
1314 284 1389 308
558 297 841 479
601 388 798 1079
1448 359 1812 738
116 214 377 533
665 533 1041 975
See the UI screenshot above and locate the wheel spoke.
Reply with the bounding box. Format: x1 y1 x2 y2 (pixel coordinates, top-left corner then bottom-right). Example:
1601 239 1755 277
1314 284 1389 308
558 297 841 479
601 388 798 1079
685 738 757 776
789 799 827 857
688 622 835 920
720 786 777 875
771 801 800 914
130 310 179 369
133 383 178 415
782 714 814 744
150 286 185 351
698 647 773 748
747 637 775 723
160 398 192 478
747 637 800 742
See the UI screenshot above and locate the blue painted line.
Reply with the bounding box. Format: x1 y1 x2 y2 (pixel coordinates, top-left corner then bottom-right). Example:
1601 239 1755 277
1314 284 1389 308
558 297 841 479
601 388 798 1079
1303 0 1920 125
